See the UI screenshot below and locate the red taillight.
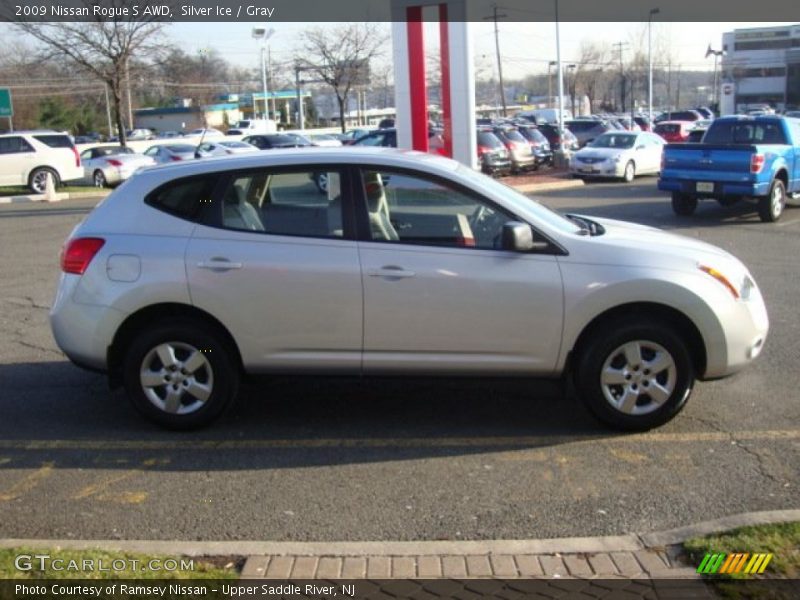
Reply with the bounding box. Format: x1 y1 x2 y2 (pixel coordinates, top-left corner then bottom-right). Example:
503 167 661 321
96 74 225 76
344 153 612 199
106 159 123 167
477 145 490 156
60 238 105 275
72 146 80 167
170 155 183 161
750 154 765 174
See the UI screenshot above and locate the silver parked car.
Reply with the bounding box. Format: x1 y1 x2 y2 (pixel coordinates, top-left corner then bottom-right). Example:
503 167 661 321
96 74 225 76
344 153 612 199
50 148 769 430
80 146 156 187
143 144 197 164
570 132 665 182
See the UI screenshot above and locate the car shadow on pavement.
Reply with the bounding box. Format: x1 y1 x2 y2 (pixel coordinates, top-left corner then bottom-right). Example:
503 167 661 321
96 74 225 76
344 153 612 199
0 360 612 472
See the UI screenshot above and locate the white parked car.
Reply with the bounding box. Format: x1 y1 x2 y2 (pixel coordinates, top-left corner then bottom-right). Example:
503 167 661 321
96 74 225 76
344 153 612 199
187 128 224 138
570 132 665 182
0 130 84 193
80 146 156 187
50 148 768 430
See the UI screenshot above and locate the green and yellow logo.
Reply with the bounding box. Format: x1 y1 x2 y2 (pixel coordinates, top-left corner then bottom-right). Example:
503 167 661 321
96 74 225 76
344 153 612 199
697 552 773 575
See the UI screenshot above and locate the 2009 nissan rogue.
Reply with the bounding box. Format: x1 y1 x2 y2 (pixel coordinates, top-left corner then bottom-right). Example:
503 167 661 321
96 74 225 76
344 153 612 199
50 148 769 430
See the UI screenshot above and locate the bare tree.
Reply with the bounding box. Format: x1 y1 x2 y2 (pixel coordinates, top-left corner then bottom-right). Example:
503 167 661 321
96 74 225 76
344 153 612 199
14 3 169 145
295 23 388 133
573 41 612 114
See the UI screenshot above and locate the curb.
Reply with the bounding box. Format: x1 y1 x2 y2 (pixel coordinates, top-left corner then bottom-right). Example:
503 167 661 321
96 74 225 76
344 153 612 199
1 510 797 557
0 190 108 204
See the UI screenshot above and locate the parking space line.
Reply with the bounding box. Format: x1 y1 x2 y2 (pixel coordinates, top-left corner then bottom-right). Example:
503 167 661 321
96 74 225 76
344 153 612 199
0 429 797 452
72 458 168 504
0 461 54 501
776 218 800 227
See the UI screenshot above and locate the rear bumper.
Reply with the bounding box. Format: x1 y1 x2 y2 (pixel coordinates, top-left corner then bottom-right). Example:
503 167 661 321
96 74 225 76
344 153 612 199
658 178 770 197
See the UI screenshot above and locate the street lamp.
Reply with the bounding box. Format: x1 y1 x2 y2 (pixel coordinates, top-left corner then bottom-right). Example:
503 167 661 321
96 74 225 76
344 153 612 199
648 8 660 128
547 60 557 108
252 27 276 121
567 63 577 116
705 44 725 115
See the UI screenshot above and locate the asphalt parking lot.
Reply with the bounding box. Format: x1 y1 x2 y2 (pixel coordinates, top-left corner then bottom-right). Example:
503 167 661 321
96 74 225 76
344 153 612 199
0 179 798 542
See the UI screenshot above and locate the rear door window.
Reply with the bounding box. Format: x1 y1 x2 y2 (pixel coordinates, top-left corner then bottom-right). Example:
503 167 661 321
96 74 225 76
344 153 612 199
32 135 75 148
0 136 34 154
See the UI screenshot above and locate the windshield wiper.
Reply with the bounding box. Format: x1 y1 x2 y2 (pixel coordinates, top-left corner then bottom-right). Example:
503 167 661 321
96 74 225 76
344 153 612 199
566 214 591 235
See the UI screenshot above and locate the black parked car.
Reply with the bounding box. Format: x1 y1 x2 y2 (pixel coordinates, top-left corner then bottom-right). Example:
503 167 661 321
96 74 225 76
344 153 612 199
536 123 580 152
515 124 553 167
351 129 397 147
242 134 307 149
476 130 512 176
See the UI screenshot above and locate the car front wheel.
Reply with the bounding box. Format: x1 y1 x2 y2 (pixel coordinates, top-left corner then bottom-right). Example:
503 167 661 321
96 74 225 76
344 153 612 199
623 161 635 183
575 319 694 431
122 319 240 430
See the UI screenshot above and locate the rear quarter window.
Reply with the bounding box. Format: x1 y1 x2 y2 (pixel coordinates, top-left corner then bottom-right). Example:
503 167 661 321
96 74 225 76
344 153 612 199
32 135 75 148
145 175 217 222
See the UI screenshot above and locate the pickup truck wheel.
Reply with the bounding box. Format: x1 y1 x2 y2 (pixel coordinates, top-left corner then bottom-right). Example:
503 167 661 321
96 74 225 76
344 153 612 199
671 192 697 216
575 318 694 431
623 161 635 183
758 179 785 222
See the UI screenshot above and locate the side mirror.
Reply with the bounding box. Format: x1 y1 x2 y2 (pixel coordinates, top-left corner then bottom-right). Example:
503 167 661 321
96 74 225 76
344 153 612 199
502 221 547 252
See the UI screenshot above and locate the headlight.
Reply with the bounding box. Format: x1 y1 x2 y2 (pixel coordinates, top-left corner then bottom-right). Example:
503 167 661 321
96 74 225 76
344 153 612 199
699 265 739 299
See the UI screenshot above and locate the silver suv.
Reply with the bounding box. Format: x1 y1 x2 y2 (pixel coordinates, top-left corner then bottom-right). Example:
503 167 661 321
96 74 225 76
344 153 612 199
50 148 769 430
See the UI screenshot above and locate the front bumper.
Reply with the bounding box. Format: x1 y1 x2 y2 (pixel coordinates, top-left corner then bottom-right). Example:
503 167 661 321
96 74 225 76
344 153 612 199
570 160 623 178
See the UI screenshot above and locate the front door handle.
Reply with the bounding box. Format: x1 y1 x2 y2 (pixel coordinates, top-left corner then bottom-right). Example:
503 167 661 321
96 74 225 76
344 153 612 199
367 265 416 279
197 258 243 271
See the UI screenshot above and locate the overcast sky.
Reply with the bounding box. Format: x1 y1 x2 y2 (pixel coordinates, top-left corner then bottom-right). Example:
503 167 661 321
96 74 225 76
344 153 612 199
168 21 797 79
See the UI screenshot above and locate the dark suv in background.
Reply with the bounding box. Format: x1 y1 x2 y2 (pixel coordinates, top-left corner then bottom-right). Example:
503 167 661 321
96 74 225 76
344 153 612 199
564 119 613 147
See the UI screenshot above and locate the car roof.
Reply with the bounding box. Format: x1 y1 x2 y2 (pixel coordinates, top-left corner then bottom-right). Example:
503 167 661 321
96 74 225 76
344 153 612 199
137 147 459 178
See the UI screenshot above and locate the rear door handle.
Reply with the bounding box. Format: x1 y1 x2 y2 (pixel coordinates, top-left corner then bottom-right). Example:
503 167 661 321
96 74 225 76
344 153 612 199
197 258 243 271
367 265 416 279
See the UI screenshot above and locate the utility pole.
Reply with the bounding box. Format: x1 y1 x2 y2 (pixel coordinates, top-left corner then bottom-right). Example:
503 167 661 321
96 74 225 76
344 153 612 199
104 84 113 138
612 41 629 112
125 56 133 130
484 5 508 116
548 60 556 108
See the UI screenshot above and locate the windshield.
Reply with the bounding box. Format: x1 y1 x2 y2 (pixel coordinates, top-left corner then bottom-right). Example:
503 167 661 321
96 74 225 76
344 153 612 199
589 134 636 149
455 164 582 235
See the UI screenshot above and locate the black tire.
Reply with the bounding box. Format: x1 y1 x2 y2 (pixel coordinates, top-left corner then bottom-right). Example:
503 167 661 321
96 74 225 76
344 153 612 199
93 170 107 188
122 318 240 430
758 179 785 223
623 161 635 183
28 167 59 194
671 192 697 216
574 318 694 431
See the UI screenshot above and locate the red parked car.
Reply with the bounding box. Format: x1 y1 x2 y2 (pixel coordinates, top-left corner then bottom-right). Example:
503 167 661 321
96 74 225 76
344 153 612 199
654 121 692 143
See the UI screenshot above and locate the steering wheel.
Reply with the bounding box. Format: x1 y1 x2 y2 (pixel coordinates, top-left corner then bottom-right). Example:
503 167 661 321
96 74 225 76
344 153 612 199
468 205 504 248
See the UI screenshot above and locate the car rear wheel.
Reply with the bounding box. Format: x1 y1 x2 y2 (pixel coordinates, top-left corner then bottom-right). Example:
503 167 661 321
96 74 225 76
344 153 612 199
93 170 107 188
758 179 785 223
122 319 240 430
671 192 697 216
623 161 635 183
575 318 694 431
29 168 59 194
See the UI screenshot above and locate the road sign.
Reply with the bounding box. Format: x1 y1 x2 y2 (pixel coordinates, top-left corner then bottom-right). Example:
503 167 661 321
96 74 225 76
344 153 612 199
0 88 12 118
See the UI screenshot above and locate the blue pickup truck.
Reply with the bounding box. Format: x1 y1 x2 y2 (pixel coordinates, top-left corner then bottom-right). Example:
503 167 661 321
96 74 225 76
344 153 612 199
658 115 800 222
